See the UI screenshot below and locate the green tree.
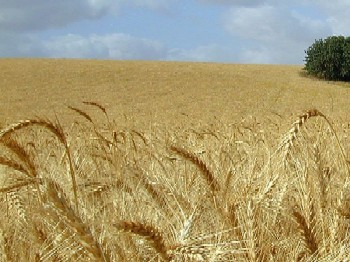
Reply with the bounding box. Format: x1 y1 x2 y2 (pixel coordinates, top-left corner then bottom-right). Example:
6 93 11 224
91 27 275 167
304 36 350 81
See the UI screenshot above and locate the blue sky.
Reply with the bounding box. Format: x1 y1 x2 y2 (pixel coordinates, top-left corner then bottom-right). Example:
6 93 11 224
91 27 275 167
0 0 348 64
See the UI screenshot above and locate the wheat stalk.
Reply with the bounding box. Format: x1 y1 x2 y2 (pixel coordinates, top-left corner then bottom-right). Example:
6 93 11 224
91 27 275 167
0 119 65 143
0 119 79 210
0 178 39 193
6 189 28 224
0 229 8 262
44 179 108 261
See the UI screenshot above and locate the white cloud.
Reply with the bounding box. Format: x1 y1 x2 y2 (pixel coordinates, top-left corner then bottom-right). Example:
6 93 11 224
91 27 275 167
313 1 350 35
203 0 350 36
124 0 176 11
167 44 239 62
0 33 46 57
197 0 350 63
3 33 237 63
41 33 166 60
240 47 274 64
223 6 277 42
222 5 331 63
223 5 330 42
198 0 266 6
0 32 167 60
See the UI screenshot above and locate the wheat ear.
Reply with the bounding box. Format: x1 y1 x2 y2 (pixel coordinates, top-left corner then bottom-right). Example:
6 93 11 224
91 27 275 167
68 106 94 123
292 210 318 255
115 221 171 261
281 109 349 175
82 101 111 128
82 101 107 115
0 156 30 177
282 109 324 151
133 171 168 211
1 137 37 177
170 146 220 192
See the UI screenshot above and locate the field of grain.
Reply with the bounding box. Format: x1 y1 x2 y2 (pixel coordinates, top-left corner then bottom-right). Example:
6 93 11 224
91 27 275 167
1 58 350 128
1 59 350 261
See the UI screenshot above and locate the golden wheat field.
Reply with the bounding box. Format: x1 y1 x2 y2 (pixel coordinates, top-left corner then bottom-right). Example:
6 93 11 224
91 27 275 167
2 58 350 261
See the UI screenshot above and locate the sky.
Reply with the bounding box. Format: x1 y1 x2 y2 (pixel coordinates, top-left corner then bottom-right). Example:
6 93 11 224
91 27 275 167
0 0 349 64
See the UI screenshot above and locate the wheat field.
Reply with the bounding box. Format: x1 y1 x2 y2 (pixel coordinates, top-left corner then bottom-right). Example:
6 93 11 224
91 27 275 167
1 59 350 261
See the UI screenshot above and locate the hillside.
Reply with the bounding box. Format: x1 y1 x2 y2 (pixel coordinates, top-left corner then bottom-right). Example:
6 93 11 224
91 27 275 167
1 58 349 129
